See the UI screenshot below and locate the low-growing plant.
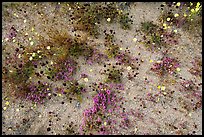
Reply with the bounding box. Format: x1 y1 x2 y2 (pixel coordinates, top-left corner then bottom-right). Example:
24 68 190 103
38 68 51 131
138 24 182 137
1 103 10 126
189 57 202 77
25 81 52 104
151 56 180 77
105 67 122 83
141 21 158 34
7 61 35 84
70 2 132 37
80 83 119 135
64 81 86 103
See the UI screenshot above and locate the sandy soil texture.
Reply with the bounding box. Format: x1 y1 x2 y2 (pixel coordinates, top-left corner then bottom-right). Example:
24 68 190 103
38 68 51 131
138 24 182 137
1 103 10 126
2 2 202 135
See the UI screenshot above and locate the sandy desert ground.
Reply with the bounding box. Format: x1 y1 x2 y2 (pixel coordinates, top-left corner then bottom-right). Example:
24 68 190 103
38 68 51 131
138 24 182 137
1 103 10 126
2 2 202 135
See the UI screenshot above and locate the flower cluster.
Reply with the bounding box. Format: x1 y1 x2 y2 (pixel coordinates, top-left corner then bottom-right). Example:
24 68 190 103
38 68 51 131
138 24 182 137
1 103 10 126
86 49 108 65
189 57 202 77
25 82 52 104
54 58 78 81
7 26 17 40
80 83 119 135
151 57 180 76
115 52 135 67
179 80 202 110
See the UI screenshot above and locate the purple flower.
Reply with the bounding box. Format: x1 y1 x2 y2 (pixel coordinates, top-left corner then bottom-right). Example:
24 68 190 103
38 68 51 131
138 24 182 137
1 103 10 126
106 89 111 95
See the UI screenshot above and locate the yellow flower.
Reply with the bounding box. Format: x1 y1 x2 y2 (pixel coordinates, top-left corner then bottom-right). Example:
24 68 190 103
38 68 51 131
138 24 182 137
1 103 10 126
149 59 153 63
47 46 50 50
127 66 132 70
32 53 36 57
29 56 33 61
84 78 89 82
133 38 137 42
5 101 9 105
30 41 34 46
157 85 161 89
163 23 167 29
176 68 181 72
176 2 181 7
104 122 107 126
58 94 62 97
184 13 187 17
196 2 200 8
174 13 179 17
163 92 167 95
191 9 195 13
174 29 177 33
161 86 166 91
167 17 171 21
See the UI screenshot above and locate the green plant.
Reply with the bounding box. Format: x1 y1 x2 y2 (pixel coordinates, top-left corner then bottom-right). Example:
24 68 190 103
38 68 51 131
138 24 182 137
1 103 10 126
105 44 120 58
105 67 122 83
119 13 132 30
8 61 34 84
64 81 86 103
141 21 158 34
71 2 132 37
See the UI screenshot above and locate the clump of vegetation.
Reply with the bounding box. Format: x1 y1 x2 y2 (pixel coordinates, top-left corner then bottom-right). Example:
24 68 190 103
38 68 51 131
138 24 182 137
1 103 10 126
105 67 122 83
189 57 202 77
160 2 202 35
53 57 78 81
119 13 133 30
115 52 135 67
179 80 202 110
86 49 108 65
104 33 120 58
140 20 180 52
6 61 35 85
63 81 86 103
80 83 119 135
151 56 180 77
25 82 52 104
70 2 132 37
141 21 158 34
